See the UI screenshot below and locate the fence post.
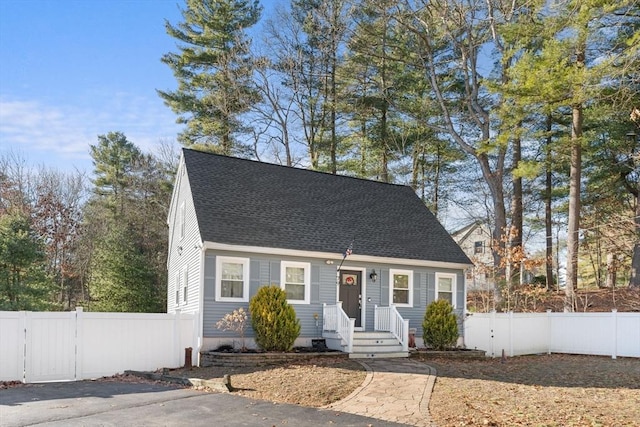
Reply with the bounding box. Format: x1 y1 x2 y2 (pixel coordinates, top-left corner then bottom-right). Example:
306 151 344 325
508 311 514 357
75 307 83 380
374 304 378 331
612 309 617 360
19 311 27 383
176 309 184 368
402 319 409 352
546 309 552 355
347 318 355 353
490 310 496 358
23 311 32 383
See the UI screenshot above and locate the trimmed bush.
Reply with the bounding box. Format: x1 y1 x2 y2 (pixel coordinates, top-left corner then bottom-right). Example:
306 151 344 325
249 285 301 351
422 299 458 350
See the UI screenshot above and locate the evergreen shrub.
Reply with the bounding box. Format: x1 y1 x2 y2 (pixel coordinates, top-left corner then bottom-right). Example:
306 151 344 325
422 299 458 350
249 285 301 351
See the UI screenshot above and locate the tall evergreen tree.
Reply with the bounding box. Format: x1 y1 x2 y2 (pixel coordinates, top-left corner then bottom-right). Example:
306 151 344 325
90 131 141 216
83 133 173 312
497 0 638 307
159 0 262 155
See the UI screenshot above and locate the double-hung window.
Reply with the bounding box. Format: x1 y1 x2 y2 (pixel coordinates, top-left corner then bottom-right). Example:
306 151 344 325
182 268 188 304
435 273 457 308
179 202 186 240
175 272 180 306
281 261 310 304
216 257 250 302
389 269 413 307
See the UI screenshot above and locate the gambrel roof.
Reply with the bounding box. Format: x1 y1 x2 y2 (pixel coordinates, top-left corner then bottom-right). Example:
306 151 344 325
182 148 471 265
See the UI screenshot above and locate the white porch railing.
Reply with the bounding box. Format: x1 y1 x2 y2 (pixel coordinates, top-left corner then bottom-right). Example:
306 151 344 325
374 305 409 351
322 303 354 353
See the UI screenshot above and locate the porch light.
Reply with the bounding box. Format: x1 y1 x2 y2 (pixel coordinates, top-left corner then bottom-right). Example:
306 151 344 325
369 269 378 282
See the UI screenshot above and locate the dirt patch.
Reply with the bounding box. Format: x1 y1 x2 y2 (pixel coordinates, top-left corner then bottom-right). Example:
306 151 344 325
419 354 640 427
168 356 366 407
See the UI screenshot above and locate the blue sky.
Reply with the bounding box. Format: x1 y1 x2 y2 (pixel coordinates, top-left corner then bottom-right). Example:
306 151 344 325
0 0 278 173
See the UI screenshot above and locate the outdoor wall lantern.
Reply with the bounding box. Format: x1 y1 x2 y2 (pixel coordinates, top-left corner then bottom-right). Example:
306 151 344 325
369 269 378 282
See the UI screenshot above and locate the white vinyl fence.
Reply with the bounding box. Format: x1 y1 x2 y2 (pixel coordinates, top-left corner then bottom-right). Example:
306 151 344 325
0 308 197 383
464 310 640 359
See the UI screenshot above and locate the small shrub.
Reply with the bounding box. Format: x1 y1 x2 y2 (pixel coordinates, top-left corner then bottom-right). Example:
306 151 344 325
249 285 301 351
215 307 249 350
422 299 458 350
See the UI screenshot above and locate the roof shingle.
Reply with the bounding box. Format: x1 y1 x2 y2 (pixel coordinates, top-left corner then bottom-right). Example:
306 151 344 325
183 149 471 265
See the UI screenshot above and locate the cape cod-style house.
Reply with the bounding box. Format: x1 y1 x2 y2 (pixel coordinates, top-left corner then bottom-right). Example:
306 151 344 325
167 149 472 360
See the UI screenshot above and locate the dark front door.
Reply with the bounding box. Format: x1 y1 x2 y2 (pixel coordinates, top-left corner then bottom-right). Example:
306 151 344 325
339 270 362 327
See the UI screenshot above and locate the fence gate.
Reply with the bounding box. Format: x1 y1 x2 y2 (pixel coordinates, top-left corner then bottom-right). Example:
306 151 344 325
1 309 197 383
24 311 77 383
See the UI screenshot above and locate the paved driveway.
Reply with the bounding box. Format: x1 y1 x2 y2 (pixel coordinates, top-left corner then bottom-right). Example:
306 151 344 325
0 381 409 427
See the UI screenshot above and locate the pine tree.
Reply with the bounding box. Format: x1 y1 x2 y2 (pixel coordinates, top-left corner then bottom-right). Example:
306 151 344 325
83 133 172 313
159 0 262 155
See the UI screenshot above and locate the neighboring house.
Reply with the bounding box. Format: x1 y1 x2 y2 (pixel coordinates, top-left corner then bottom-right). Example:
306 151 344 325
167 149 472 360
451 221 495 291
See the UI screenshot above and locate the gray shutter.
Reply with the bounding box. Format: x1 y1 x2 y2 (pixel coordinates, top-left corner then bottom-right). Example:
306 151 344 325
381 269 389 306
426 272 435 305
204 254 215 298
250 260 260 296
311 265 320 303
270 261 280 284
413 272 421 307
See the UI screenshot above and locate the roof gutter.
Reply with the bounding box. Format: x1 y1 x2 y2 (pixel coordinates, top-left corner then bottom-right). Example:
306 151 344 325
201 241 473 270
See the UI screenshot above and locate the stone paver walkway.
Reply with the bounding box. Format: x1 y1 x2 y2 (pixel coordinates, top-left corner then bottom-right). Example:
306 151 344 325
325 358 437 427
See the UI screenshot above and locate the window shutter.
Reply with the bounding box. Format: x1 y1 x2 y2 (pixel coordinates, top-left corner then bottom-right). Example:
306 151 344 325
311 265 320 303
414 272 421 307
380 269 389 306
270 262 280 283
250 260 260 296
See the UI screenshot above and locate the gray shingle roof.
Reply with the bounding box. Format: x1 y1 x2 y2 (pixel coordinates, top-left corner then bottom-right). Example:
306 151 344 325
183 149 471 265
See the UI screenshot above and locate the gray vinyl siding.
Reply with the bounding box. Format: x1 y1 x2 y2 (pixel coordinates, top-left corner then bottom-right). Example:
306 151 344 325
166 160 201 315
202 249 466 340
203 250 334 339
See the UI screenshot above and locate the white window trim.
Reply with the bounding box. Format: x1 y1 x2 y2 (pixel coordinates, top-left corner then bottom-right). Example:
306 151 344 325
215 256 250 302
389 269 413 307
280 261 311 304
435 272 457 308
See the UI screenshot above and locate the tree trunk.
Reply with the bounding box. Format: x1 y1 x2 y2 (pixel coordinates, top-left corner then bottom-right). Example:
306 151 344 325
545 115 554 291
330 57 337 175
477 154 507 281
433 147 441 217
605 252 616 288
565 102 582 312
511 131 523 285
380 106 389 183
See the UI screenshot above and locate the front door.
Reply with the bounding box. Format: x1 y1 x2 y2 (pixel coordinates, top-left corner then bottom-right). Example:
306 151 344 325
339 270 362 328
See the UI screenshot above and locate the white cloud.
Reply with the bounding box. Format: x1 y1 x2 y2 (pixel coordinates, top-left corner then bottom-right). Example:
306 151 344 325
0 94 182 170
